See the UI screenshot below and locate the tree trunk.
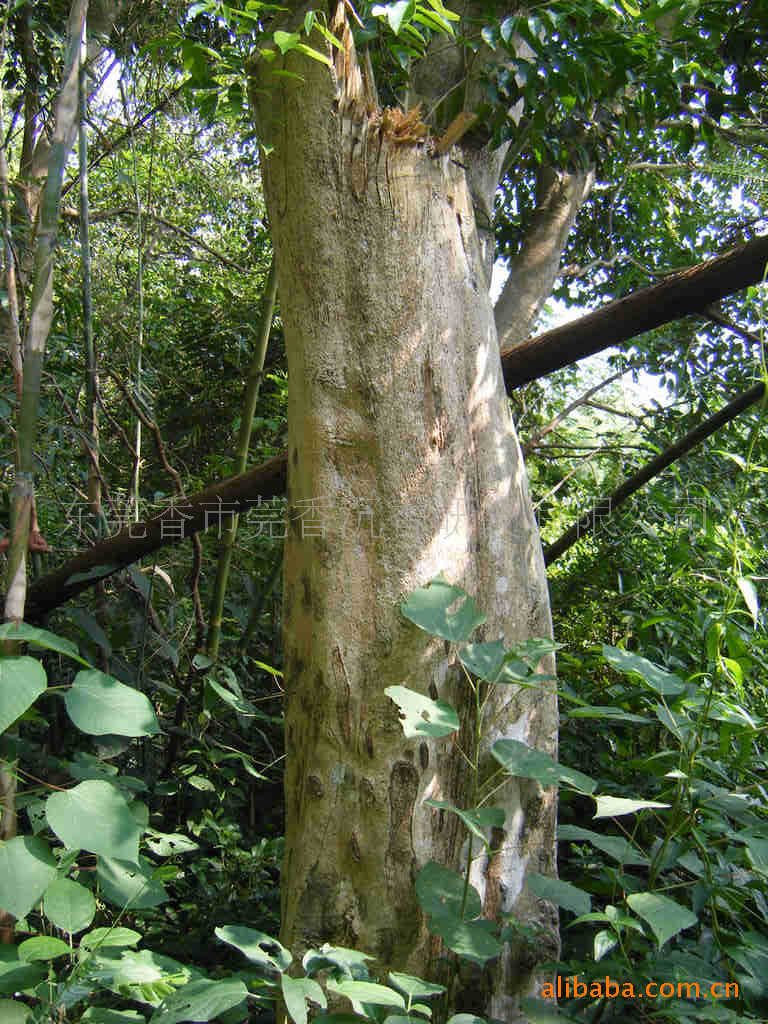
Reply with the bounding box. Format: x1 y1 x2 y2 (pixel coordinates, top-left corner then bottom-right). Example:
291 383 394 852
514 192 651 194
250 13 557 1019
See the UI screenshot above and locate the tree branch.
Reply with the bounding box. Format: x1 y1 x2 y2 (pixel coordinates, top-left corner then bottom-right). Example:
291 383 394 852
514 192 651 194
501 233 768 389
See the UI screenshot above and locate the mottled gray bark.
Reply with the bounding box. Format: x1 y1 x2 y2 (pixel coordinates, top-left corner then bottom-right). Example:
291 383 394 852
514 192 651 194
249 9 558 1019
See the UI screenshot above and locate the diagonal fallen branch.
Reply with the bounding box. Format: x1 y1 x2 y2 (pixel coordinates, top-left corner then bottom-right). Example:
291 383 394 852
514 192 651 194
501 233 768 389
544 380 766 565
24 454 287 619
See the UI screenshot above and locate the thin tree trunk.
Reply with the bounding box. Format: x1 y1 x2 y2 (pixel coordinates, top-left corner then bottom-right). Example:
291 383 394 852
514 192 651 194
250 9 557 1018
79 20 101 525
4 0 87 624
495 164 594 351
207 259 278 658
1 0 88 948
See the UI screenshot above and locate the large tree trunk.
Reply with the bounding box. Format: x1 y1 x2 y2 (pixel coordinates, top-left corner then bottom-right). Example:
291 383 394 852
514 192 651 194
250 12 558 1019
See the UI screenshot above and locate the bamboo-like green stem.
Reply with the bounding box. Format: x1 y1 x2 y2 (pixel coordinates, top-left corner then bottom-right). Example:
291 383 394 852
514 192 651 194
207 259 278 658
79 20 100 525
3 0 87 625
119 75 144 522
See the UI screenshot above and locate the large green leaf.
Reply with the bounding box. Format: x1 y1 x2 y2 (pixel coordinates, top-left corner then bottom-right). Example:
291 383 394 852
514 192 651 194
401 577 485 643
602 646 686 695
458 641 505 682
80 927 142 952
387 972 445 1000
302 945 374 978
97 856 168 909
87 948 197 1006
593 796 669 818
0 836 57 919
626 892 698 947
558 825 649 866
43 878 96 934
143 831 199 857
0 999 33 1023
81 1010 147 1023
519 998 582 1023
565 705 651 724
0 656 47 733
326 979 405 1011
491 739 596 793
385 686 459 739
215 925 292 971
423 801 505 849
0 950 47 995
46 781 141 861
150 979 249 1023
18 936 71 961
65 670 160 737
427 916 502 965
281 974 326 1024
415 861 481 921
0 622 87 664
526 873 590 915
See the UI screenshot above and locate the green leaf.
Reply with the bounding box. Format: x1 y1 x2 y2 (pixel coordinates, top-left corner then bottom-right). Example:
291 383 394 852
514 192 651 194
143 831 199 857
423 801 505 848
415 861 481 920
0 656 47 733
80 927 142 951
215 925 292 971
43 878 96 934
526 873 590 915
281 974 326 1024
387 972 445 999
65 670 160 737
401 576 485 643
0 622 87 663
97 856 168 909
593 796 670 818
294 43 333 68
558 825 649 866
519 998 582 1023
0 999 33 1023
372 0 416 35
737 577 759 627
458 641 505 682
428 916 502 965
206 678 257 716
447 1017 488 1024
150 979 249 1023
314 1017 373 1024
81 1010 147 1023
46 781 141 861
491 739 596 793
87 948 195 1006
18 935 71 961
274 30 300 53
0 953 46 996
303 945 374 978
0 836 57 919
385 685 459 738
626 892 698 947
602 645 686 695
327 979 405 1010
565 705 650 724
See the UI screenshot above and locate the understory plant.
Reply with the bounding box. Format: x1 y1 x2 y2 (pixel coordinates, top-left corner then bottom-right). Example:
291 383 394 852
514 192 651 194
1 576 766 1023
